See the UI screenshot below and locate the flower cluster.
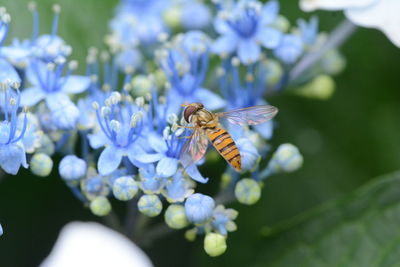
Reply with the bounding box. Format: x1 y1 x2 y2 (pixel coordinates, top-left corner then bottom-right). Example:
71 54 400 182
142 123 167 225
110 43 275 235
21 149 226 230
0 0 345 256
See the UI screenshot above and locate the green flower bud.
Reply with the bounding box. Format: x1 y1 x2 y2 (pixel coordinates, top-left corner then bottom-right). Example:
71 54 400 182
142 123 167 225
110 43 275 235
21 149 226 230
131 75 153 97
90 196 111 216
204 233 227 257
268 143 303 173
295 74 335 100
154 69 167 89
234 178 261 205
164 204 189 229
36 134 55 155
112 176 138 201
30 153 53 177
185 228 198 242
271 15 290 32
163 7 182 29
220 173 232 190
263 59 283 87
138 195 162 217
321 49 346 75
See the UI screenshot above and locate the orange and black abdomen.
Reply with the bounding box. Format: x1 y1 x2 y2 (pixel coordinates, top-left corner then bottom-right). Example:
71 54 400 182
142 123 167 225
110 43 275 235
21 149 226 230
206 127 241 172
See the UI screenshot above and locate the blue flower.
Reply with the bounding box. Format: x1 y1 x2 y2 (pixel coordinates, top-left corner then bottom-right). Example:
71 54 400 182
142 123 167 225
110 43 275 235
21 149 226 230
0 82 28 174
21 59 90 109
218 59 275 139
110 0 168 45
17 112 42 153
0 58 20 85
180 1 211 30
162 170 194 203
212 0 282 64
158 31 225 115
88 92 148 175
274 34 304 65
138 164 165 194
31 5 72 62
114 48 142 73
133 124 209 183
0 39 32 69
211 205 238 235
297 16 319 48
185 193 215 224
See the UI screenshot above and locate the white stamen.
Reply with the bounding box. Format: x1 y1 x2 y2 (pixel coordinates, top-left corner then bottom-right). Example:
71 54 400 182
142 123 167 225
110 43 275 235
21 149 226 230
92 101 99 110
110 120 120 133
47 63 56 71
90 75 98 83
175 128 184 137
52 4 61 14
231 57 240 67
163 126 170 140
9 98 16 106
68 60 78 70
167 113 178 125
11 81 20 89
101 106 111 117
2 13 10 23
135 96 144 107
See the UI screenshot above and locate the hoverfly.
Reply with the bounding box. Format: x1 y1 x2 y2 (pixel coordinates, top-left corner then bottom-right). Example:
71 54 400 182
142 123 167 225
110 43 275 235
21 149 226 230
180 103 278 172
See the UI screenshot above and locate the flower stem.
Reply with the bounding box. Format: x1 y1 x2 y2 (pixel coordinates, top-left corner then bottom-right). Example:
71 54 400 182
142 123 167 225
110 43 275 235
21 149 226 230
289 19 357 82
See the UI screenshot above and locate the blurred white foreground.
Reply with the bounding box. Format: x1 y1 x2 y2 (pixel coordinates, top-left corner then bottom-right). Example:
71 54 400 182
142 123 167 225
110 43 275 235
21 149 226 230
40 221 153 267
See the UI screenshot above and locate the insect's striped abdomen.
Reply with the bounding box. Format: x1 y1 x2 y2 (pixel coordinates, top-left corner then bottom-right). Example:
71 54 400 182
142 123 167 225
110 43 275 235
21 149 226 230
207 127 241 172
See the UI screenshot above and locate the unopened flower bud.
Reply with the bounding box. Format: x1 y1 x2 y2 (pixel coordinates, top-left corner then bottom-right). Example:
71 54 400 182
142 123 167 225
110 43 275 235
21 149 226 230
268 143 303 173
234 178 261 205
294 74 335 100
59 155 87 181
185 193 214 224
185 228 197 242
30 153 53 177
90 196 111 216
112 176 138 201
204 233 227 257
164 204 189 229
138 195 162 217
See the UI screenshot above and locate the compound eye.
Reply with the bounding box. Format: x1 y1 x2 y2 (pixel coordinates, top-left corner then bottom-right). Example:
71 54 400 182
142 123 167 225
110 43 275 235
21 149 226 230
184 106 197 123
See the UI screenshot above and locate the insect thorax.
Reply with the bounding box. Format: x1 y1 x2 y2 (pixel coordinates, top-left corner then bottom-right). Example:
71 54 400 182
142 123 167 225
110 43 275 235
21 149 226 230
191 109 218 128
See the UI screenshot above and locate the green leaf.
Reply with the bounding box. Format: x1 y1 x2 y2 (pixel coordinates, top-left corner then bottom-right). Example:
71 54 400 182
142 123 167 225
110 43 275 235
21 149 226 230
254 171 400 267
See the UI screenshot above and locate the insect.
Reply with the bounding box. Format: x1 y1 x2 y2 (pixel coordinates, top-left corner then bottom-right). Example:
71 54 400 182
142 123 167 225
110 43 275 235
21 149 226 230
180 103 278 172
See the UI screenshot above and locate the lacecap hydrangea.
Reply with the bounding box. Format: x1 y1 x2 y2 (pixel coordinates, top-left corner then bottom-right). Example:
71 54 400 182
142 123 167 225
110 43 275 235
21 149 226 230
0 0 346 257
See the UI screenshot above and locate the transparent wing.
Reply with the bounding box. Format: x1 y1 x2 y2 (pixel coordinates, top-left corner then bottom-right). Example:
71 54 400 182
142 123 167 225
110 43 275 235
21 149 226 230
180 129 209 168
216 105 278 126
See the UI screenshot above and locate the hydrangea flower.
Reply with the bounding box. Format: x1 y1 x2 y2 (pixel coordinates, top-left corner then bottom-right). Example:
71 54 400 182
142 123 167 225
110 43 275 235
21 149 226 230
162 170 194 203
0 82 28 174
212 0 282 64
88 92 148 175
157 31 226 115
109 0 168 46
211 205 238 235
21 59 90 110
180 1 211 30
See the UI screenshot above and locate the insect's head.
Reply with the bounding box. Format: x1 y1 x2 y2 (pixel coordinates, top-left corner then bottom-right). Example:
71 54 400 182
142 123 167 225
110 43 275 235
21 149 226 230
181 102 204 123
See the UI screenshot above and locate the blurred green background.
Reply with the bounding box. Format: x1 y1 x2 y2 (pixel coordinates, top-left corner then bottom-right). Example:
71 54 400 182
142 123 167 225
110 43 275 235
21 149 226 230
0 1 400 266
